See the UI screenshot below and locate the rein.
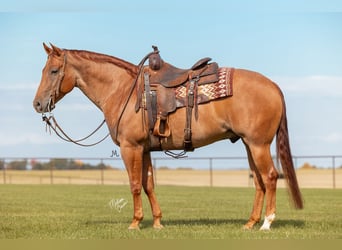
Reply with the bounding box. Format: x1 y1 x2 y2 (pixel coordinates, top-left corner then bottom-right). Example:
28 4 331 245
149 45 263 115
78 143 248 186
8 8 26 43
112 49 160 143
42 113 110 147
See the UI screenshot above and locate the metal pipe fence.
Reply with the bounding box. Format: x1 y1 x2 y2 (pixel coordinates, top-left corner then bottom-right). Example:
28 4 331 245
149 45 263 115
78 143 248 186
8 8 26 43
0 155 341 188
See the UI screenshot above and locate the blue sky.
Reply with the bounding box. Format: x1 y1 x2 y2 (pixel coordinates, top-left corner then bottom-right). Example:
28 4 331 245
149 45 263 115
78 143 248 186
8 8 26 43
1 1 342 168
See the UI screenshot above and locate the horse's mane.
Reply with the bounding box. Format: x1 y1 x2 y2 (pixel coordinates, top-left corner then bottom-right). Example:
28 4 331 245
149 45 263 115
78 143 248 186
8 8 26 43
67 49 138 76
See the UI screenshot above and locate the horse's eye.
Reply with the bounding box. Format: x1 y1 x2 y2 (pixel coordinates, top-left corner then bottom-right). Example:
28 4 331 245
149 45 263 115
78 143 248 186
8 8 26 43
51 69 59 75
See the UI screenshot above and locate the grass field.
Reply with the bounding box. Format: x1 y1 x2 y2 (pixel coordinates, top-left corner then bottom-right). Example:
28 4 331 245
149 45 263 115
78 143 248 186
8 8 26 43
0 185 341 239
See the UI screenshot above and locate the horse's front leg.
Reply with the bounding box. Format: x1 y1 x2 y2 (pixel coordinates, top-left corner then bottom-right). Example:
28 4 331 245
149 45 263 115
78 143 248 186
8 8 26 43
142 152 163 229
121 145 144 230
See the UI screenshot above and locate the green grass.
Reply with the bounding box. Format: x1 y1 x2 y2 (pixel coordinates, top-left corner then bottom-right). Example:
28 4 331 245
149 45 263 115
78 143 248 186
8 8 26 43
0 185 341 239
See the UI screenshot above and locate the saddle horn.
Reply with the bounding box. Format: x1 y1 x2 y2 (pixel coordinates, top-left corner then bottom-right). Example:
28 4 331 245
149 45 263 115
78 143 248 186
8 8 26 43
149 45 163 70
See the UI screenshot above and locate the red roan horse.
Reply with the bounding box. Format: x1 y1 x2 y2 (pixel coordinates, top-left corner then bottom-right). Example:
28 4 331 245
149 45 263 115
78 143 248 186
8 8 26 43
33 43 303 230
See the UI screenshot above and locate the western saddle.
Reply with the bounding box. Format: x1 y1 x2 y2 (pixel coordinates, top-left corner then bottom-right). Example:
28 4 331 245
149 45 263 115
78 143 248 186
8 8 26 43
138 46 220 152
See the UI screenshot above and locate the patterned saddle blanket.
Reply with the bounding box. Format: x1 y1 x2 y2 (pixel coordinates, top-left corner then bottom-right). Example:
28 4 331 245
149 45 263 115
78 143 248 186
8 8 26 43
174 67 234 108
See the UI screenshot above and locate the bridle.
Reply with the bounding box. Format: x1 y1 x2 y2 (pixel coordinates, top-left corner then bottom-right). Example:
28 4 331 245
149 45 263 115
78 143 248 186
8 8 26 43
47 53 67 113
41 48 159 147
42 52 110 147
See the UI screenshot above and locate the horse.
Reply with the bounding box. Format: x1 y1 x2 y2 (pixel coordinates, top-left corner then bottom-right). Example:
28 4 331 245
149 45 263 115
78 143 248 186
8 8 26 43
33 43 303 231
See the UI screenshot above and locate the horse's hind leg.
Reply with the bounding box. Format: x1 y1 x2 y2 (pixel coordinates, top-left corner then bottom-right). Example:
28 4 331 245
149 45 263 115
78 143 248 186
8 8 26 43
243 144 265 229
245 143 279 230
142 152 163 229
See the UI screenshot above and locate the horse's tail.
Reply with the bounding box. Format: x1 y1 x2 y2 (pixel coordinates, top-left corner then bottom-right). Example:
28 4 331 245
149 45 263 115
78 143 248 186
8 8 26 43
276 92 304 209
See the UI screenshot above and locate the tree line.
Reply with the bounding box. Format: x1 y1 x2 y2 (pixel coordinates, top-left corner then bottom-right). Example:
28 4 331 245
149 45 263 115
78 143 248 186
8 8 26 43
0 158 114 170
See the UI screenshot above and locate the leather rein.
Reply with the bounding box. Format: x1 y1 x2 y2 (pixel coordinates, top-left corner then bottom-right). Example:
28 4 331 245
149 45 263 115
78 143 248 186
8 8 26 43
41 49 158 147
42 114 109 147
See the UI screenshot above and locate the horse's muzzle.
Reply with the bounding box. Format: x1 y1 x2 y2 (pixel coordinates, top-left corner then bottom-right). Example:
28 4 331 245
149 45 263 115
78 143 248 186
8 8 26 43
33 97 55 113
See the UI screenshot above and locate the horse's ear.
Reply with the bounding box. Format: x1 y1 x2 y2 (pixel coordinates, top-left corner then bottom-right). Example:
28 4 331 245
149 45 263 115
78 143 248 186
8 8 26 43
49 43 63 56
43 42 52 55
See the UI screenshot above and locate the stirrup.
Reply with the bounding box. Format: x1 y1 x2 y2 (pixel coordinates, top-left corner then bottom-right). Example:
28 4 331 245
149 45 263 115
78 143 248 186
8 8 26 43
153 117 171 137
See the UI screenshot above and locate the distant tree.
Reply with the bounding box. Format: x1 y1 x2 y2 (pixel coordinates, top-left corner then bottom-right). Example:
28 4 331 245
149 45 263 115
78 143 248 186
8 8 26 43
32 161 48 170
96 162 106 170
158 166 170 170
7 160 27 170
300 162 317 169
9 158 117 170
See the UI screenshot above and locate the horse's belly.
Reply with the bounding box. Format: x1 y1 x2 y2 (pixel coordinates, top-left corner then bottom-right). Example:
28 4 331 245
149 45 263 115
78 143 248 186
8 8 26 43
159 102 235 150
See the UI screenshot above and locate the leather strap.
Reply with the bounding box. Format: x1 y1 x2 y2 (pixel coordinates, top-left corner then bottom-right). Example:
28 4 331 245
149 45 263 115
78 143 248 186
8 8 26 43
144 72 154 131
184 78 195 151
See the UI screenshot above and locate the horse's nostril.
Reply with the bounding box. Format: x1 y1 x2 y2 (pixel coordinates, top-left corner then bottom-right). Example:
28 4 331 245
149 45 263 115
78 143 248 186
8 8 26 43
34 101 42 112
35 101 41 109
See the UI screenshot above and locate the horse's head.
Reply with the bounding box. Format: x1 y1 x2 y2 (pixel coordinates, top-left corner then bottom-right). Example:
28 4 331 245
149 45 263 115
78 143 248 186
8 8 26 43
33 43 75 113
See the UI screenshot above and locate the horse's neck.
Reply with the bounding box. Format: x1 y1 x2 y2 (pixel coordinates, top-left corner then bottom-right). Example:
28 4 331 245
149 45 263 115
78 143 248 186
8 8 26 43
69 53 135 111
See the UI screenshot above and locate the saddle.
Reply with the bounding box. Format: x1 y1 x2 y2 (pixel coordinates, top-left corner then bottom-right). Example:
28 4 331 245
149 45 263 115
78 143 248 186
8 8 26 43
138 46 233 152
148 46 218 88
149 58 216 88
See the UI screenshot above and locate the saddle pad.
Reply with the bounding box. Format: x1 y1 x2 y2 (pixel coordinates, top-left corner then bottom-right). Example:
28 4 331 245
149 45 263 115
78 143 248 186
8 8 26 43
175 67 234 107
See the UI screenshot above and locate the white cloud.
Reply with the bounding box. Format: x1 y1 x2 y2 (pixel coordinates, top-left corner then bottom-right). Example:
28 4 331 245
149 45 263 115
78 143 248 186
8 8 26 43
321 132 342 144
0 83 37 91
274 75 342 97
58 103 97 112
0 132 60 146
0 104 29 111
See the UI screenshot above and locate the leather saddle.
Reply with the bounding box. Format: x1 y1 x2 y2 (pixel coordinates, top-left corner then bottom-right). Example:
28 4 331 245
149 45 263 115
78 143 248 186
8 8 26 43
148 46 218 88
141 46 220 151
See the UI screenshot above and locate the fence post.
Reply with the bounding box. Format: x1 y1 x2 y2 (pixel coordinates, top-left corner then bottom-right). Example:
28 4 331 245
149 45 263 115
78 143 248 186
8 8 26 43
100 159 104 185
50 160 54 184
209 158 213 187
332 156 336 189
2 159 6 184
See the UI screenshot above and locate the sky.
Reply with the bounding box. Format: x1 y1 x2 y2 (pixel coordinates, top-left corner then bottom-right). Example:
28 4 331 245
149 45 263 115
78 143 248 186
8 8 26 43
0 1 342 169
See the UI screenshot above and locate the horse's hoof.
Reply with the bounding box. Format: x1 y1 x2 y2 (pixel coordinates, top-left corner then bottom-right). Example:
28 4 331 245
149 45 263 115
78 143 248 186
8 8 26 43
153 224 164 230
243 220 256 230
128 224 140 230
259 213 275 231
243 224 253 230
